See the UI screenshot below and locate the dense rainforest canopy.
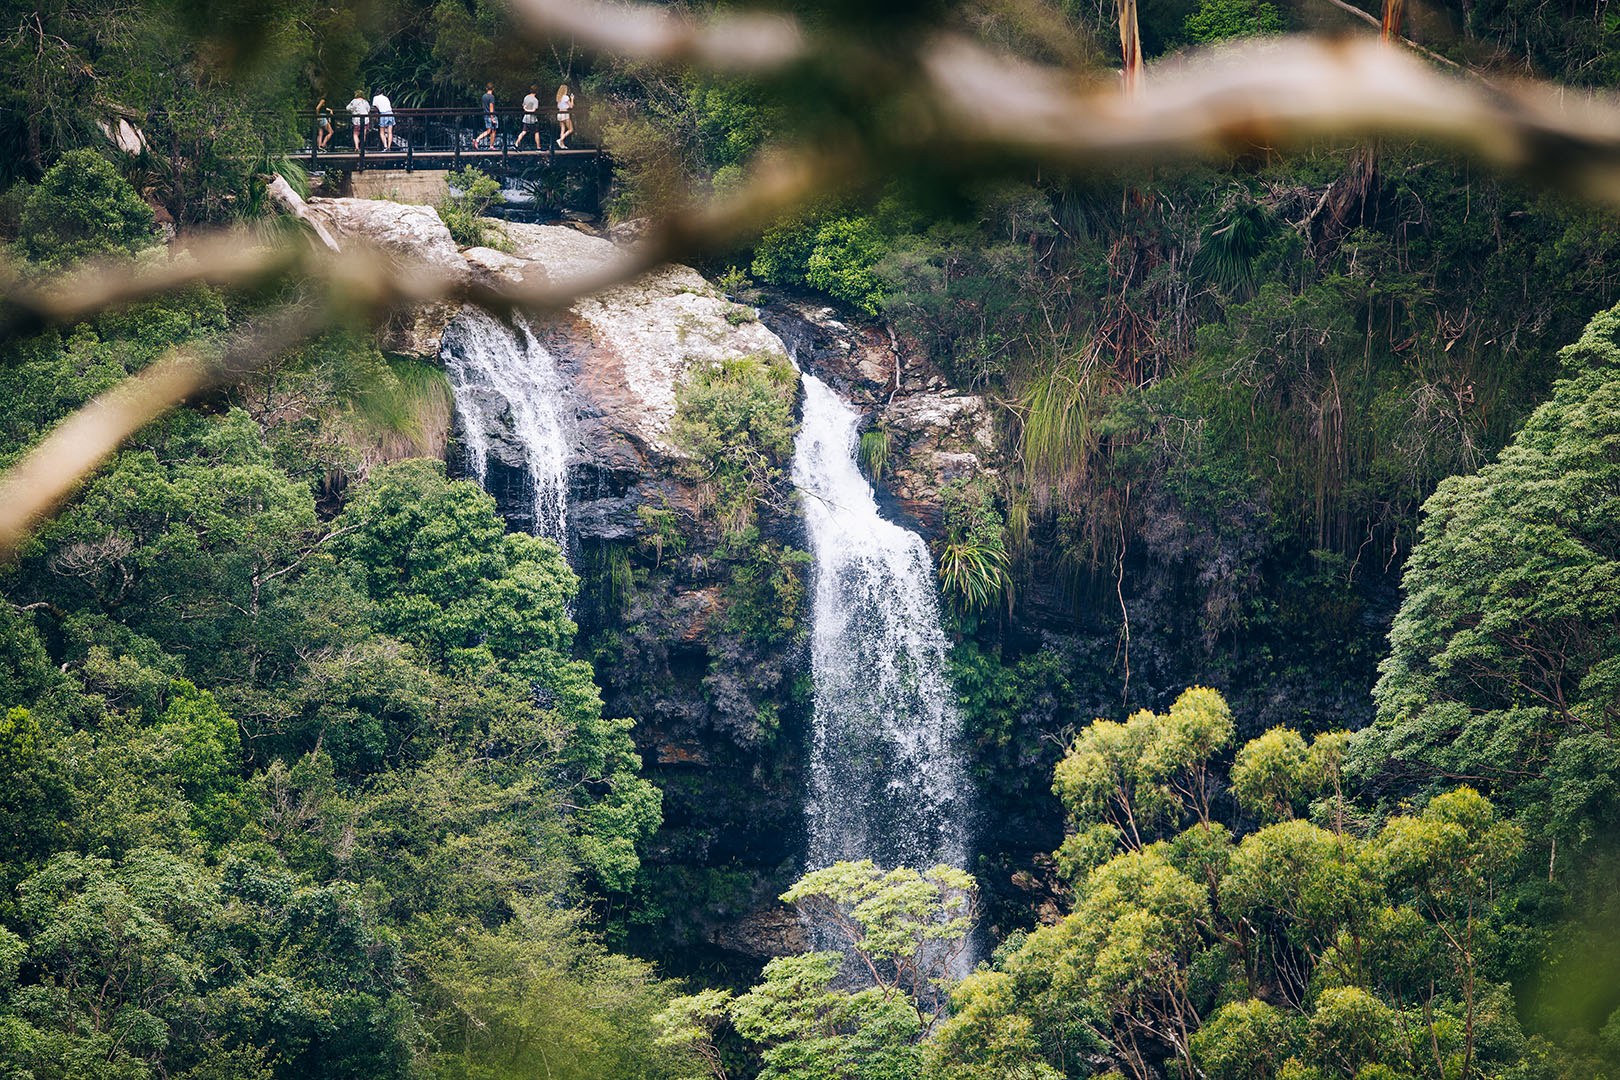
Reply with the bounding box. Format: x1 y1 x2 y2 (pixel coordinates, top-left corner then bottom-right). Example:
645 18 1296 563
4 0 1620 1078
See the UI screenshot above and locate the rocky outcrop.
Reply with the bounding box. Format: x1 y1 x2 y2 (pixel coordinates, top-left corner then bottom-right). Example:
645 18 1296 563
760 295 1001 536
881 390 999 531
504 223 786 461
304 197 469 358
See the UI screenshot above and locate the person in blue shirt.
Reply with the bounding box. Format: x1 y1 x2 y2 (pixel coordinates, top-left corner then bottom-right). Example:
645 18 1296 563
474 83 498 148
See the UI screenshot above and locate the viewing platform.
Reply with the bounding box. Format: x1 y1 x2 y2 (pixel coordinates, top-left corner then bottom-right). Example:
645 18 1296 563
287 107 606 176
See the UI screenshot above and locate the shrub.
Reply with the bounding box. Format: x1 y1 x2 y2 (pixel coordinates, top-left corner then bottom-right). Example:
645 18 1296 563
671 350 798 537
937 479 1012 615
438 166 507 249
858 425 892 480
19 150 155 269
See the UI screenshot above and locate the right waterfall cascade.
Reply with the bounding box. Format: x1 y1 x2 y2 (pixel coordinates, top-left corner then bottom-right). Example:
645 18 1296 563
791 369 976 876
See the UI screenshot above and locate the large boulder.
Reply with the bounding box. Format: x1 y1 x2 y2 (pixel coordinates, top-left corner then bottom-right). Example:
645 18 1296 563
882 390 999 531
503 223 787 460
304 198 469 358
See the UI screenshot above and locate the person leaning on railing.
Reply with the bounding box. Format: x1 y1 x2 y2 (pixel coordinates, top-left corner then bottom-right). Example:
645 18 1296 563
372 90 395 151
346 89 370 150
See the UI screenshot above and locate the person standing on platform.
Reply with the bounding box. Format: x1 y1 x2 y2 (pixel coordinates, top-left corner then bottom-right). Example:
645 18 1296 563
346 89 370 151
515 84 541 149
315 97 334 149
555 83 574 149
474 82 498 148
372 90 395 151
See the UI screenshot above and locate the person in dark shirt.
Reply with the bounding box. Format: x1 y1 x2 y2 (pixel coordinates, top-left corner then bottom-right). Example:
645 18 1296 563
474 82 498 148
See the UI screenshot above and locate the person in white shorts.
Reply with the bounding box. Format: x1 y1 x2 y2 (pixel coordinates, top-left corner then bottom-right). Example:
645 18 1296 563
515 84 541 149
555 84 574 149
346 89 370 151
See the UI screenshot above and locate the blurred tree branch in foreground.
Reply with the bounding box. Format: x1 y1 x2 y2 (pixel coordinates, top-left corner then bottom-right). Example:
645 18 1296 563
6 0 1620 555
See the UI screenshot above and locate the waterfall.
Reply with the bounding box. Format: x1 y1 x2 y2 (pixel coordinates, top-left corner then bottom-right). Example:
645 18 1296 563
441 308 570 546
793 371 975 876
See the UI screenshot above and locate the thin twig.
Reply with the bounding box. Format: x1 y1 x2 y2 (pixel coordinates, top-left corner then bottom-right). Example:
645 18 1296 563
505 0 807 73
0 305 328 557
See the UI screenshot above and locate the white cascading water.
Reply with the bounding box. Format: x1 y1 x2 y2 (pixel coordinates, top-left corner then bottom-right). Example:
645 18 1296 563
441 308 570 546
793 371 975 877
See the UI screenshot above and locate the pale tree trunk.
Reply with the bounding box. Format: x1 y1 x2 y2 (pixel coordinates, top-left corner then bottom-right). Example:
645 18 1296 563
261 173 342 253
1119 0 1144 97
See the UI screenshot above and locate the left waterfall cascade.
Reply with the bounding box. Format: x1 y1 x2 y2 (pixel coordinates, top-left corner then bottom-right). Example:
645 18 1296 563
442 308 572 547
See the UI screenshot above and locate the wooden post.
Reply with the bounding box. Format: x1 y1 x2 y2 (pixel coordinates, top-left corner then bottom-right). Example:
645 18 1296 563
406 114 414 173
454 111 461 168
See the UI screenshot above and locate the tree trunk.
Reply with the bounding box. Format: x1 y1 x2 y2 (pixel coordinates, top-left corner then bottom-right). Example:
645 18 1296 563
261 173 342 253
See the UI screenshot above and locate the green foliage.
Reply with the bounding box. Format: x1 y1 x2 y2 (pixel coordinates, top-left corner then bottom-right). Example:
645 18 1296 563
0 286 666 1078
1053 686 1234 856
439 167 507 249
1182 0 1284 44
780 860 978 1014
858 425 892 481
1353 301 1620 849
17 150 155 269
1230 727 1347 824
753 212 891 314
937 480 1012 617
334 461 660 891
1193 190 1275 296
1193 998 1301 1080
419 899 691 1080
671 351 798 538
1015 348 1125 515
660 862 977 1080
729 953 924 1080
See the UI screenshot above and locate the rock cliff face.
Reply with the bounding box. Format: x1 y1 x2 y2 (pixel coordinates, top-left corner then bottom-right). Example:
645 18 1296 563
320 198 1006 971
760 296 999 535
303 198 469 358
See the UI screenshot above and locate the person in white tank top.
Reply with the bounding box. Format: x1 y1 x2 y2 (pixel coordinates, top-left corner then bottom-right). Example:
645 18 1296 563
555 83 574 149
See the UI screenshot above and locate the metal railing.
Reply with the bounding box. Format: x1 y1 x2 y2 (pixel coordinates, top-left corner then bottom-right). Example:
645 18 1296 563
295 107 595 170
